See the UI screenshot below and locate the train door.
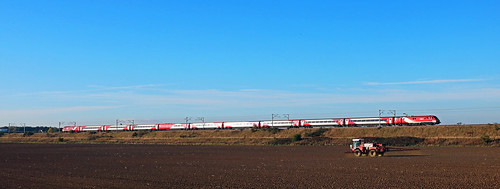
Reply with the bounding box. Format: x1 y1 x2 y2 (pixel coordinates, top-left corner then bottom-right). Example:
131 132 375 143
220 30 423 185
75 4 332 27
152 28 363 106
394 117 402 125
345 119 351 126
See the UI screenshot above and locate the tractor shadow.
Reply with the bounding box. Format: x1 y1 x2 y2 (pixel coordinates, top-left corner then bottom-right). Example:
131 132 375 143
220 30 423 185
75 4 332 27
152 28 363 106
344 154 430 158
343 151 430 158
384 150 430 157
384 154 430 157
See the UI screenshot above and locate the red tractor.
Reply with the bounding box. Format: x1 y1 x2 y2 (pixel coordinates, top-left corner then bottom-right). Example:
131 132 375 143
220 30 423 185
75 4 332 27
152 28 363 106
350 138 386 157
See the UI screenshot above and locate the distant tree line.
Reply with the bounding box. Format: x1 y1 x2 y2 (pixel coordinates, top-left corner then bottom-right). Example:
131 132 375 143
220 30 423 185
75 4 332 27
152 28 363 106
0 126 59 133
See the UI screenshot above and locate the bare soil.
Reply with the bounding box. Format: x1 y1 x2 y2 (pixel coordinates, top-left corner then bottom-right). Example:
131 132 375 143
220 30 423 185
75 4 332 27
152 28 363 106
1 144 499 188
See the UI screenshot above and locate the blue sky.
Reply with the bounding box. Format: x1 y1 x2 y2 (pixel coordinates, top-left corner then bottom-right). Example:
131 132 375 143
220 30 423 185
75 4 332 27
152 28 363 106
1 1 499 126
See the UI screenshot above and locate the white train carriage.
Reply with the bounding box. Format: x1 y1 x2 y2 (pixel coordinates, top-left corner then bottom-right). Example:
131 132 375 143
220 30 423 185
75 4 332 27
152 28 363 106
260 120 293 128
302 119 343 127
345 117 393 126
190 122 222 129
170 123 189 130
81 125 101 131
107 125 127 131
223 121 259 129
132 124 156 130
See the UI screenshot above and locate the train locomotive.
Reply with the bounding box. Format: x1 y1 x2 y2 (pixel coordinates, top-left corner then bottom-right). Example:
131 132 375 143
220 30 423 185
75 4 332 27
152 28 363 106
62 115 440 132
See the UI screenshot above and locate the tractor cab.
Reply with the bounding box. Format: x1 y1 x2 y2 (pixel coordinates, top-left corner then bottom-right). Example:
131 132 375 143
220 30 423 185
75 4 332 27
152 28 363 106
350 138 363 149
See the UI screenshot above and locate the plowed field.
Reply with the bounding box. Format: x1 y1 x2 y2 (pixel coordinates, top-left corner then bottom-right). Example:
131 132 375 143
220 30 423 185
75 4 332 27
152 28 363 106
1 144 499 188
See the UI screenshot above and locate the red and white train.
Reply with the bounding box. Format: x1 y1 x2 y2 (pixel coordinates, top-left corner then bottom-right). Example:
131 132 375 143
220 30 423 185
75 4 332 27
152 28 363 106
62 115 440 132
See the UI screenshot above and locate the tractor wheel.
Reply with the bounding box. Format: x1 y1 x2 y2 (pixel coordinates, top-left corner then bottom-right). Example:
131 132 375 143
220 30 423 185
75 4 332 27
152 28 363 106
354 149 362 157
369 150 377 157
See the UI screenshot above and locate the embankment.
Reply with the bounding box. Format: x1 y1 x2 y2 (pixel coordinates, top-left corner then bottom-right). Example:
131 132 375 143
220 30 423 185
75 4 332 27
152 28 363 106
1 124 499 146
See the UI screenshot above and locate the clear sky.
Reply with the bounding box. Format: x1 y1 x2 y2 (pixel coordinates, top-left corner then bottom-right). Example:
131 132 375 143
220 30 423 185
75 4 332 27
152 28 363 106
1 1 499 126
